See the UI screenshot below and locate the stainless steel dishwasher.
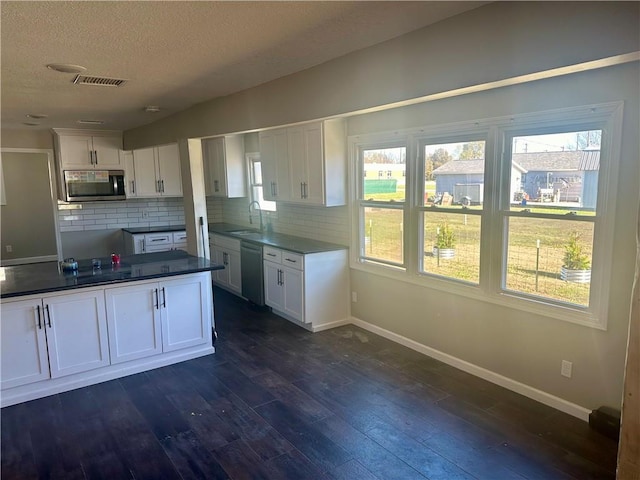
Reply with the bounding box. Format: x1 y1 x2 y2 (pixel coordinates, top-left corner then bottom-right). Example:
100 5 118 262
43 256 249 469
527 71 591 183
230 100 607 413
240 240 265 306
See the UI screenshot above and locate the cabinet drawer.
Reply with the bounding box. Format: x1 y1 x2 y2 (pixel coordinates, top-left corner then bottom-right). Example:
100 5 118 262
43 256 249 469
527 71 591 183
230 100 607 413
145 233 172 246
172 231 188 244
211 234 240 252
281 251 304 270
263 247 282 263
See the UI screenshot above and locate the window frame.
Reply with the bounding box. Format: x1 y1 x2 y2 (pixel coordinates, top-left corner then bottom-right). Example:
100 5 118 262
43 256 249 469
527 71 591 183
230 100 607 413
415 133 489 285
352 138 409 270
349 102 623 329
246 152 276 214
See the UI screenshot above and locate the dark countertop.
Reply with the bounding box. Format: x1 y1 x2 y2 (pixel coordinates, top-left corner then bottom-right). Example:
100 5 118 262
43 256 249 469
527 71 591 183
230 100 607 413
208 223 348 254
122 225 186 234
0 250 224 299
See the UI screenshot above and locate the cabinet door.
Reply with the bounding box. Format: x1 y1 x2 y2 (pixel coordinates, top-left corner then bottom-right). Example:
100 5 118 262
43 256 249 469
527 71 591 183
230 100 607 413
105 283 162 364
1 298 50 389
203 137 227 196
288 126 306 201
160 274 209 352
44 290 110 378
133 147 159 197
302 123 325 205
157 144 182 196
226 248 242 294
92 135 123 168
211 245 229 287
282 266 304 322
122 151 136 198
58 135 93 168
264 261 284 311
260 129 290 201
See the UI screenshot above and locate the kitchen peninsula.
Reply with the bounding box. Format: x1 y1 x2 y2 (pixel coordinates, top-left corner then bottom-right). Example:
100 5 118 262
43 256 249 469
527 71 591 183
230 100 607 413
0 250 223 407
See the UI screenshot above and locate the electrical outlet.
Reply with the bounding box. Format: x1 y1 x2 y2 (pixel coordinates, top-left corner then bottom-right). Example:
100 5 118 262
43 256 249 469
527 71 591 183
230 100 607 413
561 360 573 378
351 291 358 303
141 210 149 219
5 245 12 253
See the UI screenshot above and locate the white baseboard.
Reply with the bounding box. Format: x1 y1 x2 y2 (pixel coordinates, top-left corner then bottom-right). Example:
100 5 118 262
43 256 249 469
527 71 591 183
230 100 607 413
312 318 352 333
350 316 591 422
1 255 58 266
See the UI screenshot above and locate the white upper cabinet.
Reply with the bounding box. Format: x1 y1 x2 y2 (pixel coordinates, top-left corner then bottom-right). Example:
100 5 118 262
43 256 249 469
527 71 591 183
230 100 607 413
53 129 123 169
130 143 182 198
202 136 247 198
259 119 346 206
260 128 291 202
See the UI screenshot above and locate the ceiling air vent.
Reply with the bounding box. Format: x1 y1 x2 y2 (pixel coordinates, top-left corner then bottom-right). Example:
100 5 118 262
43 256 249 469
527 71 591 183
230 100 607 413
72 75 127 87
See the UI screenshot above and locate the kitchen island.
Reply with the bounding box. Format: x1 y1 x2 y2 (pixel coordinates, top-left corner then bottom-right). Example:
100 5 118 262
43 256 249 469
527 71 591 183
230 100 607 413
1 251 223 407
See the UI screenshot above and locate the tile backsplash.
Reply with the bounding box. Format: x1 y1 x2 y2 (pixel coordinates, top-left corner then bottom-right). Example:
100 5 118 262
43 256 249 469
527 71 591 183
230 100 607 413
59 196 349 247
58 198 186 232
210 197 350 246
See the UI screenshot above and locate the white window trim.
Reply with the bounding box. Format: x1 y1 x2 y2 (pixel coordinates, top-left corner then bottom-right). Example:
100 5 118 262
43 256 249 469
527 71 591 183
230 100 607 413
246 152 277 216
349 102 624 330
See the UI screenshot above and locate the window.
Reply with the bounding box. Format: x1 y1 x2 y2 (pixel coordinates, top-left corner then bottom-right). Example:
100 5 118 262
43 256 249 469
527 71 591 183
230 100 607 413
419 139 485 284
502 129 600 307
357 144 406 267
351 103 622 327
247 153 276 212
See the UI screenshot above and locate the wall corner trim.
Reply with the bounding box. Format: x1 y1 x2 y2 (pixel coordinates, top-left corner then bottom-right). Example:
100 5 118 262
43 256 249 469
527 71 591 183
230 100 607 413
349 316 591 422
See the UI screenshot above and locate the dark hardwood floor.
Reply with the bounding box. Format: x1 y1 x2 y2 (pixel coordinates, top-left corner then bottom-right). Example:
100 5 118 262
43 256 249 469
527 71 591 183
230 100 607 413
2 287 618 479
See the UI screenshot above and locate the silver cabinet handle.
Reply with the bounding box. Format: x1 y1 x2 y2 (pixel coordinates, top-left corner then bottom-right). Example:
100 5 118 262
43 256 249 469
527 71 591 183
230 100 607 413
214 179 219 192
36 305 42 329
154 288 159 309
303 182 308 199
161 287 166 308
94 150 98 165
300 182 304 198
285 258 297 263
266 252 276 257
131 180 135 194
161 180 165 193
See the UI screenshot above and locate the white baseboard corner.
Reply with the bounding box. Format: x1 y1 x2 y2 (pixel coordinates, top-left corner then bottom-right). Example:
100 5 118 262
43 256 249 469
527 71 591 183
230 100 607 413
349 316 591 422
312 318 352 333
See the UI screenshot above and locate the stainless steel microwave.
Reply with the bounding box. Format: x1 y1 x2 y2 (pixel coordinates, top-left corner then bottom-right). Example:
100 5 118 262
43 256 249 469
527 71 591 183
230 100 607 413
63 170 126 202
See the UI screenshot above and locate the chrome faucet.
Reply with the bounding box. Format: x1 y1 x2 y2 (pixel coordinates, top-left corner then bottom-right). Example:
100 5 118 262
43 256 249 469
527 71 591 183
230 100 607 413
248 201 264 232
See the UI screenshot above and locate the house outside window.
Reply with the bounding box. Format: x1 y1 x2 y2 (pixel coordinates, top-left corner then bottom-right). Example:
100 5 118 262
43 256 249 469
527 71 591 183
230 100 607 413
351 103 622 328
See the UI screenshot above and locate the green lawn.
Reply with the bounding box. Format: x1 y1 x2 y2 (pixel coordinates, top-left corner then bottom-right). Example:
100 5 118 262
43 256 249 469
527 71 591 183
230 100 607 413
363 200 592 306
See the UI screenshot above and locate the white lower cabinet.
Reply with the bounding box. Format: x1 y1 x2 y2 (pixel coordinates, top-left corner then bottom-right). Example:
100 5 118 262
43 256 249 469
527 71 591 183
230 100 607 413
263 246 349 330
210 234 242 295
104 282 162 364
1 289 109 389
1 271 214 407
105 274 209 362
161 274 210 351
123 231 187 255
264 254 304 322
1 298 51 389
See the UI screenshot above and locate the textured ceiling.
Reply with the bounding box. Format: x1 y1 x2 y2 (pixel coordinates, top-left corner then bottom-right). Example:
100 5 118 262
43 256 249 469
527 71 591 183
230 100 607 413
1 1 485 132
